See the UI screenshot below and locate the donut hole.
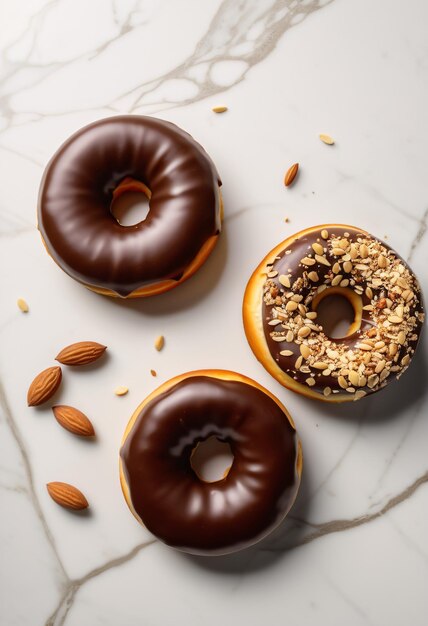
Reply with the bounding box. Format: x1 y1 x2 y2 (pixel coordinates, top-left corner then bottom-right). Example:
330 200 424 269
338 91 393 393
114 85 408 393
313 288 361 339
110 177 151 227
190 436 234 483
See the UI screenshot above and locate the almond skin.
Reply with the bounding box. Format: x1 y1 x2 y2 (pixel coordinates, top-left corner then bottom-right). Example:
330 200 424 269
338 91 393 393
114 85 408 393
27 366 62 406
52 405 95 437
46 482 88 510
284 163 299 187
55 341 107 366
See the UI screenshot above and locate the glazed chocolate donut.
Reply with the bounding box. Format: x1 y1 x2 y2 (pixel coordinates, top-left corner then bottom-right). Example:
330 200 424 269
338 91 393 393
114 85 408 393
243 225 424 403
38 116 222 298
119 370 302 555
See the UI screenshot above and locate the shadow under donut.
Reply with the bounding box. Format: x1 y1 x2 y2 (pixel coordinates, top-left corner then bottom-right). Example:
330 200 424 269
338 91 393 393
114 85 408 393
105 225 228 317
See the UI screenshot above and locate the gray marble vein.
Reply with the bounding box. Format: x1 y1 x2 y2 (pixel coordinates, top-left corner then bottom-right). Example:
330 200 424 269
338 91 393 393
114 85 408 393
0 143 44 167
0 378 68 580
0 374 157 625
0 0 333 134
38 467 427 623
389 518 428 565
325 575 374 625
0 207 35 237
263 469 428 552
371 399 425 495
0 482 27 494
407 206 428 261
120 0 335 114
45 539 156 626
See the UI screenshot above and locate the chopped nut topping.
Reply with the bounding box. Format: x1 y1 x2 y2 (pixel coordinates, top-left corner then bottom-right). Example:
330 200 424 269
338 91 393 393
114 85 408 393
262 226 423 399
279 274 290 288
315 254 331 266
300 344 311 359
332 247 346 256
312 243 324 255
360 244 369 258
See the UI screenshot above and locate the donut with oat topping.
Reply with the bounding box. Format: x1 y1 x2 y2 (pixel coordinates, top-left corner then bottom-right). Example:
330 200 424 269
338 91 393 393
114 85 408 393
243 224 424 402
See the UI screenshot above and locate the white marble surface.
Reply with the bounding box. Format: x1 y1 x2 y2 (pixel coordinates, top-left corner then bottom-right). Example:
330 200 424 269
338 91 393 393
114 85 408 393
1 1 427 624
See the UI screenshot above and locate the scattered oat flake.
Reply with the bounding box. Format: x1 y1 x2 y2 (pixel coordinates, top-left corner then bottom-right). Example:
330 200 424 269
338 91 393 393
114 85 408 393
115 386 128 396
154 335 165 351
284 217 290 223
319 134 334 145
17 298 29 312
212 105 228 113
150 369 157 377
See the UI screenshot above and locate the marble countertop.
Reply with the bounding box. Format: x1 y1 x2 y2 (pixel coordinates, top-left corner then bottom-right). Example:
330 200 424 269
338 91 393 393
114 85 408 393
1 1 427 624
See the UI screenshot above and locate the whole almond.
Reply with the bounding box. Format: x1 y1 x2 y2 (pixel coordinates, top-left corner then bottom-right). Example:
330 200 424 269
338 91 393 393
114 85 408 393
284 163 299 187
52 405 95 437
56 341 107 366
46 482 88 510
27 366 62 406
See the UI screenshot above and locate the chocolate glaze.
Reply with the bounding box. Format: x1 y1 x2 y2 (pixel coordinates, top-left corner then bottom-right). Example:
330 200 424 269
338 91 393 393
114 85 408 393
262 227 423 396
120 376 300 555
38 116 222 297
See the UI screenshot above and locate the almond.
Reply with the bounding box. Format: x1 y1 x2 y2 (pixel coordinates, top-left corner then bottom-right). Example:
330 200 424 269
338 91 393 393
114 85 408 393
52 405 95 437
46 482 88 510
56 341 107 366
27 366 62 406
284 163 299 187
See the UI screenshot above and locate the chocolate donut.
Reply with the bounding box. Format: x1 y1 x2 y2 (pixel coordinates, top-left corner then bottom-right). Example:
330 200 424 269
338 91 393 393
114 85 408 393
38 116 222 297
243 225 424 403
119 370 302 555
